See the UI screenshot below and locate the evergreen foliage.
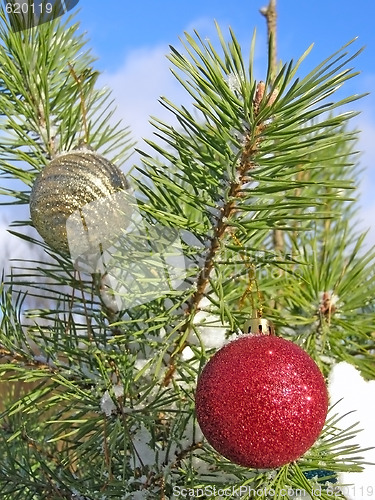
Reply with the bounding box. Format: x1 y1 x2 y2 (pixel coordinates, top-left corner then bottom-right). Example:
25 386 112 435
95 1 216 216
0 5 374 499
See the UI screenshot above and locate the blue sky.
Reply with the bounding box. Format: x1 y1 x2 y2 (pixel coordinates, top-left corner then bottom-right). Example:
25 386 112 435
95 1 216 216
74 0 375 241
73 0 375 145
73 0 375 137
77 0 375 77
76 0 375 127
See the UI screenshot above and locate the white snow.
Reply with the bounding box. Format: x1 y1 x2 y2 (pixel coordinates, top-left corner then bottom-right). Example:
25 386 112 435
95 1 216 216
133 425 155 467
328 362 375 500
227 73 241 93
181 346 195 361
191 296 236 349
100 384 124 416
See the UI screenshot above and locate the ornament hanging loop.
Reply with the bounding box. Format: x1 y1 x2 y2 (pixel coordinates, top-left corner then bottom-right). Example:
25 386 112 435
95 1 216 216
228 230 263 314
244 316 275 336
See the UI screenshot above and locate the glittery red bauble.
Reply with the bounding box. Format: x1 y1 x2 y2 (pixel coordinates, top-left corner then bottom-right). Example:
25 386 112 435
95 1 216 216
195 334 328 469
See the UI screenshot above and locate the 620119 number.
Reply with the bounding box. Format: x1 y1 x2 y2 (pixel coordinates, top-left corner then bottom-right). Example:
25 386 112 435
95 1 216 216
6 2 54 14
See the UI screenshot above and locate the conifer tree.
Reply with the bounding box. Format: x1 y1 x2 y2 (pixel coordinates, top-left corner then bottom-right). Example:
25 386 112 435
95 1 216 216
0 2 374 499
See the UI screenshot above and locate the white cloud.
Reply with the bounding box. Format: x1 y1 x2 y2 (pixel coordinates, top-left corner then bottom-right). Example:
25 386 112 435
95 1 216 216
358 119 375 176
0 212 33 270
0 42 188 271
99 43 191 163
98 21 264 168
357 200 375 250
355 116 375 248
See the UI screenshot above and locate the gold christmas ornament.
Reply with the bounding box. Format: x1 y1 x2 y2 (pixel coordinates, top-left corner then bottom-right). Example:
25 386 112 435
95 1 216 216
30 149 130 256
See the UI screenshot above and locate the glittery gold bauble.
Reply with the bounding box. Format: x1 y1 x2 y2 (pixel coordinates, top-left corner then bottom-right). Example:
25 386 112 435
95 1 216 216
30 149 130 256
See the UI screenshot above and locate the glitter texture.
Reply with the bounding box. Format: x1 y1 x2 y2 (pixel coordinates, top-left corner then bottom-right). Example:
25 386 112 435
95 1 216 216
30 150 129 254
195 334 328 469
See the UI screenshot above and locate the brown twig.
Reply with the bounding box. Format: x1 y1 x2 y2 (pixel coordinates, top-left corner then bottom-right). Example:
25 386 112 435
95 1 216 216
260 0 277 83
0 347 57 372
260 1 285 258
170 441 203 469
163 90 268 386
102 416 114 484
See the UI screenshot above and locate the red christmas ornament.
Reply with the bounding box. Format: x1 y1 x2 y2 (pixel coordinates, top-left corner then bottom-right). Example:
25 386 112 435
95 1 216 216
195 333 328 469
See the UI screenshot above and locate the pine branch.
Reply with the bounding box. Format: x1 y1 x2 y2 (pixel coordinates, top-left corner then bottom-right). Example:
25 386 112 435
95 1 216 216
136 26 367 386
0 8 133 205
162 82 274 384
260 0 286 285
0 5 372 496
